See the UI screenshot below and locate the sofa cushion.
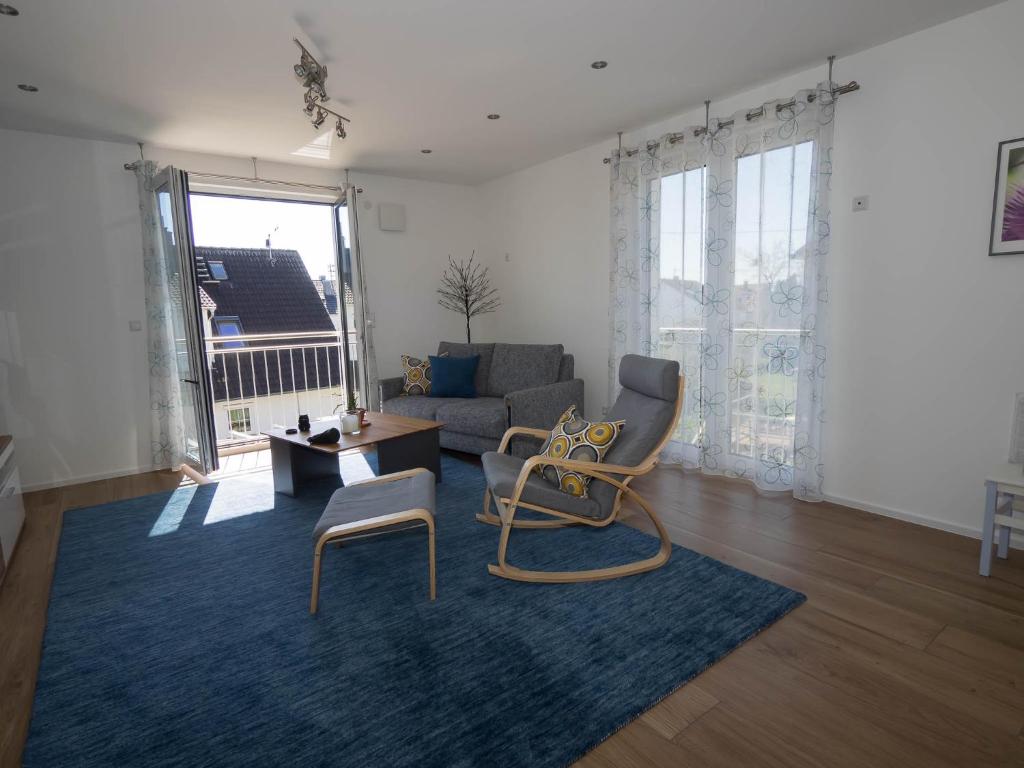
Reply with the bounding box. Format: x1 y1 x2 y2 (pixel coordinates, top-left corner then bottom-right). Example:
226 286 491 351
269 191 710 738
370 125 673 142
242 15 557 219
429 354 479 398
401 354 433 396
487 343 564 397
381 395 445 421
534 405 624 498
437 342 494 396
435 397 506 440
481 451 602 520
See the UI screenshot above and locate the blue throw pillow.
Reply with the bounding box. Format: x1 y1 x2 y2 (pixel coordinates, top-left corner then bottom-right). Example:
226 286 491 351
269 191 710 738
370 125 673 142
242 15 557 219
429 354 479 398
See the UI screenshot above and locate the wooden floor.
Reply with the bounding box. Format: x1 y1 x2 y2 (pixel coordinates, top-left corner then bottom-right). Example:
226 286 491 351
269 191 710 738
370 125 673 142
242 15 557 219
2 461 1023 766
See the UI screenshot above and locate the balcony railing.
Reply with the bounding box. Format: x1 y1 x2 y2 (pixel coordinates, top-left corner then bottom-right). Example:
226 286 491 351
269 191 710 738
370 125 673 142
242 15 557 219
205 330 358 449
656 325 804 462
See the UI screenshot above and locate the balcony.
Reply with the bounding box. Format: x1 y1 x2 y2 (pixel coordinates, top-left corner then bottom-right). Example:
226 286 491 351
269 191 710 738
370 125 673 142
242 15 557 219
205 330 357 452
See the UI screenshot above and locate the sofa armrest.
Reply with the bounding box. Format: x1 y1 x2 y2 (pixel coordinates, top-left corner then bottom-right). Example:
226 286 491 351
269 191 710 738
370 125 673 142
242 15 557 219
379 376 405 405
504 378 585 457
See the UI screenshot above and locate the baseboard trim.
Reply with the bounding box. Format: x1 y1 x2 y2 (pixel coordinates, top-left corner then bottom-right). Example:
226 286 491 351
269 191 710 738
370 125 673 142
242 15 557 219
21 463 170 493
824 492 1024 551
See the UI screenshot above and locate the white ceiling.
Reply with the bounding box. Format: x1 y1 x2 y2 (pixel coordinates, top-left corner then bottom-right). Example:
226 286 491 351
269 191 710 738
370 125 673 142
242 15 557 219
0 0 1001 184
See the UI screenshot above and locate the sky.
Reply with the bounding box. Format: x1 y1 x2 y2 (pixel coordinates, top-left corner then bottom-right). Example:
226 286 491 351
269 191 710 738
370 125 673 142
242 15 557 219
659 141 811 285
188 195 345 281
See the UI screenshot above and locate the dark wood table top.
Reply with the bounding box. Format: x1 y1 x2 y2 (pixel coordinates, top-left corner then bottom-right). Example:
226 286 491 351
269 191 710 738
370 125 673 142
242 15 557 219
261 412 444 455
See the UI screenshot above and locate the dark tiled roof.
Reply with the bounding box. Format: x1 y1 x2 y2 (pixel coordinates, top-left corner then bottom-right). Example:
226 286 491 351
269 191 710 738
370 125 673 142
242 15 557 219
196 247 336 335
194 247 342 402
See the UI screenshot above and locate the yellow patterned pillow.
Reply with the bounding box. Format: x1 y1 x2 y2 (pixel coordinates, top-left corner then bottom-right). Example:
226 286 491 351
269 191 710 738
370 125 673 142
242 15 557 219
534 406 625 498
401 355 432 396
401 352 449 395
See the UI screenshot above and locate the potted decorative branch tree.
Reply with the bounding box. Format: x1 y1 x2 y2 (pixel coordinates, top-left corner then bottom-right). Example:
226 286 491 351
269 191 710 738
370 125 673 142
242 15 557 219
437 252 501 343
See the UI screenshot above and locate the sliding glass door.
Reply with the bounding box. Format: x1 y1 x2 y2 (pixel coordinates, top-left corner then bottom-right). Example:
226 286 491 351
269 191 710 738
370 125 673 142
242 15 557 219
153 167 218 473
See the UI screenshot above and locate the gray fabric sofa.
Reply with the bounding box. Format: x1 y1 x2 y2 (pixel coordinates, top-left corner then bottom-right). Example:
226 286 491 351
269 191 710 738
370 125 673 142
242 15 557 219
379 341 584 457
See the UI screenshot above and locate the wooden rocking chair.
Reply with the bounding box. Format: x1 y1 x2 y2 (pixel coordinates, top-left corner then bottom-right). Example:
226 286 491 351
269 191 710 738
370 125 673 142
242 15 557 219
479 354 684 583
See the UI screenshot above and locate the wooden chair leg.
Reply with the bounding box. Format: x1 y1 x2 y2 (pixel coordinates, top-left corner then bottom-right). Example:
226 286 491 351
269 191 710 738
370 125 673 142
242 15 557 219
310 547 324 614
488 486 673 583
427 517 436 601
313 510 436 613
476 487 501 526
496 505 513 570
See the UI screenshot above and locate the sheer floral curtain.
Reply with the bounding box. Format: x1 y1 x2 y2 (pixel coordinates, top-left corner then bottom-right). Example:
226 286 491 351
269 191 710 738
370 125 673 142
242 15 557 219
134 161 187 468
344 185 380 410
609 84 834 500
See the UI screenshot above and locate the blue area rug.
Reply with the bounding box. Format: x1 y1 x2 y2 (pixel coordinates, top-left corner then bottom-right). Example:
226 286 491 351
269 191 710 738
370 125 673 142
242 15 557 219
26 453 804 767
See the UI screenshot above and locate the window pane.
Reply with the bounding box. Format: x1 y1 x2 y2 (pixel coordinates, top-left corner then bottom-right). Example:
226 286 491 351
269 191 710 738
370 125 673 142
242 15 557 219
728 141 813 466
214 317 245 349
657 167 706 445
227 407 251 434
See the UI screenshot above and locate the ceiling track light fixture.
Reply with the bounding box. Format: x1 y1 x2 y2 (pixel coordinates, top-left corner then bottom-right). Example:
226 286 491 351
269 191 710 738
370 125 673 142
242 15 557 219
591 60 608 69
487 113 500 120
17 83 38 92
0 4 19 16
292 38 350 140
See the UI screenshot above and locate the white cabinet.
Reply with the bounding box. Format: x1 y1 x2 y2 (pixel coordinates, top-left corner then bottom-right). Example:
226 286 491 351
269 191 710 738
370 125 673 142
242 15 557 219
0 436 25 587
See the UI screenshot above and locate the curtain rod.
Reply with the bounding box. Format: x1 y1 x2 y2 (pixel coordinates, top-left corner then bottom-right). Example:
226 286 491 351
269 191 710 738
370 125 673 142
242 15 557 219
122 162 345 194
602 80 859 164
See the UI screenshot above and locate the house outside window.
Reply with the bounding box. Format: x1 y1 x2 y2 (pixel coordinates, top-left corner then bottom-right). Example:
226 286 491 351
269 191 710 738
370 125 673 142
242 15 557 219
227 407 252 435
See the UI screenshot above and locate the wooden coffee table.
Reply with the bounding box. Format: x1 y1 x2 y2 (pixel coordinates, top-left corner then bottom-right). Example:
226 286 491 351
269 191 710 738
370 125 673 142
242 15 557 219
261 412 444 497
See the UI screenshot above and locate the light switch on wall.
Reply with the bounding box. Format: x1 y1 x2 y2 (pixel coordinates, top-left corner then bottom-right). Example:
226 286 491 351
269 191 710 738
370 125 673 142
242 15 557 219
129 320 142 332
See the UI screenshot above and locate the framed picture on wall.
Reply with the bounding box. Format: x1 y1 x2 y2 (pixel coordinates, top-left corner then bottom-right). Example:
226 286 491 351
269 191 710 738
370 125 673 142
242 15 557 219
990 136 1024 256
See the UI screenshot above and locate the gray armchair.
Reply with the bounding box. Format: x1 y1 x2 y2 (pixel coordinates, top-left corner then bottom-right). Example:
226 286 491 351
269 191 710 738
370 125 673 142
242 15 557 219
479 354 683 583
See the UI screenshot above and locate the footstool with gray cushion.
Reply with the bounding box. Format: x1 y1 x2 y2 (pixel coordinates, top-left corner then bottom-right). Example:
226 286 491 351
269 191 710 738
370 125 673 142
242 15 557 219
310 468 436 614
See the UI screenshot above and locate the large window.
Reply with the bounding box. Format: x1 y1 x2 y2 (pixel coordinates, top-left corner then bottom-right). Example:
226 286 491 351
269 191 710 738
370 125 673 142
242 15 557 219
656 141 814 469
656 166 706 445
730 141 812 463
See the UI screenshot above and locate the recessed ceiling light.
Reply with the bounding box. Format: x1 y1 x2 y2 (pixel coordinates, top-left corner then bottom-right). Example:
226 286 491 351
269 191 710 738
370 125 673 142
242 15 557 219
487 114 500 120
17 84 38 93
0 4 19 16
421 149 433 154
591 60 608 70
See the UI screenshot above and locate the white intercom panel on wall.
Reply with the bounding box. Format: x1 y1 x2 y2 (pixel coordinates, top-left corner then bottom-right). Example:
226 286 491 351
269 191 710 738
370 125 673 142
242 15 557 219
378 203 406 232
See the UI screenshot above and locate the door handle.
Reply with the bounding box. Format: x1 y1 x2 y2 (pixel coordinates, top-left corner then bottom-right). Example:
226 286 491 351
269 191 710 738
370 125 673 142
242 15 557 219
180 378 199 385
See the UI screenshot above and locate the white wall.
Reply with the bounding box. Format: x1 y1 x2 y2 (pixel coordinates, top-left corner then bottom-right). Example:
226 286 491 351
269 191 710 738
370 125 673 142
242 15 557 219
0 131 152 488
0 132 481 488
476 0 1024 540
476 146 610 417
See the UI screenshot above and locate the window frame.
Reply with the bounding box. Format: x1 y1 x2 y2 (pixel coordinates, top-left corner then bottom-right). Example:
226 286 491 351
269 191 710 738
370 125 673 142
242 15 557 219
226 406 252 435
212 315 245 349
208 260 229 280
